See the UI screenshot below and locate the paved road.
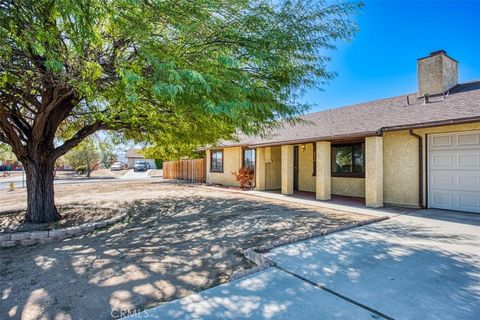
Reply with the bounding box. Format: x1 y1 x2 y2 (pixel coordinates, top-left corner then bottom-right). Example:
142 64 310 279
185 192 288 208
0 175 25 190
127 209 480 319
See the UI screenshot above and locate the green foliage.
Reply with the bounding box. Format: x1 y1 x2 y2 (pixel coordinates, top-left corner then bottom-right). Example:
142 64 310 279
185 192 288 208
1 0 361 159
154 159 163 169
64 135 116 175
0 143 16 161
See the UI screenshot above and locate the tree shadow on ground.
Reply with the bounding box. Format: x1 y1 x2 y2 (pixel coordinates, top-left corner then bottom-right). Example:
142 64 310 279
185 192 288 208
0 191 367 320
265 217 480 320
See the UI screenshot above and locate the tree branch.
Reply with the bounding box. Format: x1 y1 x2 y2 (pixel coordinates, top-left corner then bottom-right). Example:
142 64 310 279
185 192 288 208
51 121 105 159
0 103 27 158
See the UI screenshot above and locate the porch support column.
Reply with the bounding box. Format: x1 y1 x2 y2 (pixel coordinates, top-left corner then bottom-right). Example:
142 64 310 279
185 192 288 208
205 149 211 184
365 136 384 208
281 145 294 195
316 141 331 200
255 148 266 191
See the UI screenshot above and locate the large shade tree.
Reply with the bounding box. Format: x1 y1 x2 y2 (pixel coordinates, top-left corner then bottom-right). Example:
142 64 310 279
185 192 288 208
0 0 361 222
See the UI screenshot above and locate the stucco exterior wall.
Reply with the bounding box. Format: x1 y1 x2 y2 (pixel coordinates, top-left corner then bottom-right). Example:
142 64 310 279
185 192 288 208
383 122 480 207
383 130 419 206
298 143 315 192
265 146 282 190
206 147 242 187
332 177 365 197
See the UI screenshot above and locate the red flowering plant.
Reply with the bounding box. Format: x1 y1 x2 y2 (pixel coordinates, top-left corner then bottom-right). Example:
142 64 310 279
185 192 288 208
232 167 255 190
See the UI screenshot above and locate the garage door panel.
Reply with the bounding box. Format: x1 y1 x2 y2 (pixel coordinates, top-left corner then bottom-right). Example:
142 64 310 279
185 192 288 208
431 173 453 187
430 171 480 191
431 135 453 148
430 190 480 212
457 152 480 168
430 150 480 170
430 152 453 168
458 174 480 190
430 191 453 207
459 194 480 209
429 130 480 213
430 132 480 151
457 132 480 146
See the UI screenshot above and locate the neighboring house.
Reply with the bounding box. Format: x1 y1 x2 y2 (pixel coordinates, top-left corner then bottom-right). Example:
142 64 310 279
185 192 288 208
125 149 156 169
204 50 480 213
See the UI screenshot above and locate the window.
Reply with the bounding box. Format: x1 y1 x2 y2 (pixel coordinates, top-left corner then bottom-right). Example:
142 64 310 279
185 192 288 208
210 150 223 172
243 149 255 170
331 142 364 177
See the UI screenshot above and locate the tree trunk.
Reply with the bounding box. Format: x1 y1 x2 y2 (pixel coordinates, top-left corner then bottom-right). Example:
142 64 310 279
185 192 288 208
24 158 61 223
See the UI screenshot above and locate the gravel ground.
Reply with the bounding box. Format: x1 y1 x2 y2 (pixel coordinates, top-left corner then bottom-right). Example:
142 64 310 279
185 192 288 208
0 180 373 320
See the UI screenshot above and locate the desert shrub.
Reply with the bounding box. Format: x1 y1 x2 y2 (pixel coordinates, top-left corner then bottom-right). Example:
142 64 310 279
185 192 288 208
232 167 255 189
76 165 87 174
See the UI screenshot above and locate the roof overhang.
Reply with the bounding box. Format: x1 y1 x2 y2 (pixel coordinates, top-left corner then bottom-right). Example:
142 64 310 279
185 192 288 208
380 116 480 132
249 131 379 148
200 116 480 151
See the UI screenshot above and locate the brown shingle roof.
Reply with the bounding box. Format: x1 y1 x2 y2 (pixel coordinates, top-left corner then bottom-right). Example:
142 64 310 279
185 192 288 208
217 80 480 148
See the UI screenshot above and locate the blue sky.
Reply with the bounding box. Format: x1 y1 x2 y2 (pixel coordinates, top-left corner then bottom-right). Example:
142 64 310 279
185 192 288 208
303 0 480 112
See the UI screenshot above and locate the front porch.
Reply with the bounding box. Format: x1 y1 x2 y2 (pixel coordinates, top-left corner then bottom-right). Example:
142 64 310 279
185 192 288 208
244 189 414 217
255 137 385 208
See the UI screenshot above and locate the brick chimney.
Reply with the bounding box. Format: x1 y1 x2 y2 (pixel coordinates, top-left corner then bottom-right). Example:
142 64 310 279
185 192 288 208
417 50 458 97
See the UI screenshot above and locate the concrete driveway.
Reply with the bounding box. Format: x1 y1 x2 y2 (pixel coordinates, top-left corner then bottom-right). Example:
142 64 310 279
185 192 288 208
265 209 480 320
119 169 151 179
127 209 480 319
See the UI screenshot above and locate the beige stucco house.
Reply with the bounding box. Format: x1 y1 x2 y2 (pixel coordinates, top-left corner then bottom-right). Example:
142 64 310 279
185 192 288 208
125 149 157 169
204 50 480 213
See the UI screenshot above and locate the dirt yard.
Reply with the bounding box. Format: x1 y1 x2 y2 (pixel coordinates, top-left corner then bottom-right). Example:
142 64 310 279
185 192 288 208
0 180 373 319
0 207 119 233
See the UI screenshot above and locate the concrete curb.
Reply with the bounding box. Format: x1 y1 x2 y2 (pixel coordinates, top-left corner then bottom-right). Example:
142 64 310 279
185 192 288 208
229 264 272 282
0 206 128 248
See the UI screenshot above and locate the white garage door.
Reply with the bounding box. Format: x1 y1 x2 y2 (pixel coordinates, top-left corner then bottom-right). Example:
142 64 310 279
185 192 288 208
428 130 480 213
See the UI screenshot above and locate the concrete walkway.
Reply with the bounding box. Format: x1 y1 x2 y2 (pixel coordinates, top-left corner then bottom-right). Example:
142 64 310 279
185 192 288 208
125 268 380 319
125 208 480 320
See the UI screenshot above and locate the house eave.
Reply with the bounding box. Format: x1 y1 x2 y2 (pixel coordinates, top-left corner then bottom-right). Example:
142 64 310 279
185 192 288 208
201 116 480 151
249 131 380 148
380 116 480 132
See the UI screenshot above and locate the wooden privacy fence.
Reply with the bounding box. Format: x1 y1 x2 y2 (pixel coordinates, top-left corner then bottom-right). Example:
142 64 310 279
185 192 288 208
162 159 206 183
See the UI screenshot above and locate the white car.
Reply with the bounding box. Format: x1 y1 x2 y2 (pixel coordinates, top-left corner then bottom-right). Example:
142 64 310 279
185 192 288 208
110 161 127 171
